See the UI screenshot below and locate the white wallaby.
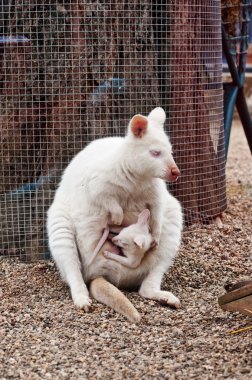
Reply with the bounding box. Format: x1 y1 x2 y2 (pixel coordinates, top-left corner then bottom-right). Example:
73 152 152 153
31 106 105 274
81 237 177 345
47 107 183 322
104 209 152 269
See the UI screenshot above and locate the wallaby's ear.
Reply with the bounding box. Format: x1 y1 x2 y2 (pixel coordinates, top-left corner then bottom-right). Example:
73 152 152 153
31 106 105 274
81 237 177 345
147 107 166 128
134 234 146 249
129 114 148 138
137 209 150 226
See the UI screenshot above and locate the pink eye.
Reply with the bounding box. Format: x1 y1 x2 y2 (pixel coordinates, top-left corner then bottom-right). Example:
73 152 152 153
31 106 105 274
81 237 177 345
150 150 161 157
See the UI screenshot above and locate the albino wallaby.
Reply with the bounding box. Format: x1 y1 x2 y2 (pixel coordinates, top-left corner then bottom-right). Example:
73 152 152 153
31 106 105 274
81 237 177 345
104 209 152 269
47 107 183 322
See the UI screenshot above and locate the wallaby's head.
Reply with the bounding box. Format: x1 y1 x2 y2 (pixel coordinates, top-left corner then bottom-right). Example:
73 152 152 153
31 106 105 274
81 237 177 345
112 209 152 255
126 107 180 182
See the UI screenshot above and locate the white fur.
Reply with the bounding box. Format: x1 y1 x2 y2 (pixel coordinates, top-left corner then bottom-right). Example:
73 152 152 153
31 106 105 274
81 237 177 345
47 107 183 310
104 209 153 269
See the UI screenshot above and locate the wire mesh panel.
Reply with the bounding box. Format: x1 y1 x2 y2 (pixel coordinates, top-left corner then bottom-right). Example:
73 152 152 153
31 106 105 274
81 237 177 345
0 0 226 261
168 1 226 223
222 0 251 72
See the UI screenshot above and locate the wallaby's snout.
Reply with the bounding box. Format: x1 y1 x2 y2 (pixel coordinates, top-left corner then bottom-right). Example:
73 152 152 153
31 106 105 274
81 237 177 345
167 163 180 182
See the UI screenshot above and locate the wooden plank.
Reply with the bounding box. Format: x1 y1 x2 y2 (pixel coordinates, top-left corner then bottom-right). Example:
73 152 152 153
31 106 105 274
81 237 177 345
219 295 252 317
218 281 252 317
219 283 252 305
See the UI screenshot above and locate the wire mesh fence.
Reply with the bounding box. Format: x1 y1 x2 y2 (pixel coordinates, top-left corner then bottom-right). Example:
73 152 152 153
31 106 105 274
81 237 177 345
0 0 226 261
222 0 251 73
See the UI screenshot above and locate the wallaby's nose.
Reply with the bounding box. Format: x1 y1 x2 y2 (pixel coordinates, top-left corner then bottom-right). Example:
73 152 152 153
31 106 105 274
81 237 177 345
169 165 180 182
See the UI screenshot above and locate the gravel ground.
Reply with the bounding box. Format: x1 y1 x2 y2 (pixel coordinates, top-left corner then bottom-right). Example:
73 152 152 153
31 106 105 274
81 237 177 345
1 121 252 380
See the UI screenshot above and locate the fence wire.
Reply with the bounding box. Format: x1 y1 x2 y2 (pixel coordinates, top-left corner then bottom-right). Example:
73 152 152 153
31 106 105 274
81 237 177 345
0 0 226 260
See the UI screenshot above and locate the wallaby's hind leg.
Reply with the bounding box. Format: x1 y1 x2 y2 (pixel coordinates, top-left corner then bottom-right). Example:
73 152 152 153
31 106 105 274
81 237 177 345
47 208 92 311
64 252 92 311
138 264 180 309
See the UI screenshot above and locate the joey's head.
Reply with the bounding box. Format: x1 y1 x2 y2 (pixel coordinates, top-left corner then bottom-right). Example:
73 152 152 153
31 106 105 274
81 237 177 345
112 209 152 255
125 107 180 182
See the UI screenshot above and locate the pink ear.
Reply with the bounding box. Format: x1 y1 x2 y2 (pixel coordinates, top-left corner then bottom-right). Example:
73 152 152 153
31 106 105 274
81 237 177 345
130 115 148 138
137 209 150 226
134 235 145 248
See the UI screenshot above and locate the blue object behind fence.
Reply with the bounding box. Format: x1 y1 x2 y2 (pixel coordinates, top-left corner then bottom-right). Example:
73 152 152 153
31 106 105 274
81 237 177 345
0 35 30 44
92 77 126 104
7 172 56 199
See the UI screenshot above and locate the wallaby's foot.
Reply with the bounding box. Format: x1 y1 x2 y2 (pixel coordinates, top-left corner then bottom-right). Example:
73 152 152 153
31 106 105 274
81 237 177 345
158 291 181 309
72 292 92 312
139 288 181 309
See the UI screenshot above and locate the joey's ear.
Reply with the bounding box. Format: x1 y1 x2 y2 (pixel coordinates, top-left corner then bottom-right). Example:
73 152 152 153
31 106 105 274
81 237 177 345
147 107 166 128
134 235 146 249
137 209 150 226
129 114 148 138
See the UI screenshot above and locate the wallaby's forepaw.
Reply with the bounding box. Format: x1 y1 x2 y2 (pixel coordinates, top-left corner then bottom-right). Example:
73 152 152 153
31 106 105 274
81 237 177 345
150 239 158 249
110 210 124 225
159 291 181 309
151 229 161 247
72 292 92 312
103 250 113 259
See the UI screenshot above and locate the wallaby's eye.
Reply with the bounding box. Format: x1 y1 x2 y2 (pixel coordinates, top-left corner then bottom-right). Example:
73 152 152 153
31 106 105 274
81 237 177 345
150 150 161 157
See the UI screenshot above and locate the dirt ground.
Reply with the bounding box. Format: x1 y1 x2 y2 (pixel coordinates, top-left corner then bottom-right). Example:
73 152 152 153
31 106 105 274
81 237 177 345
1 121 252 380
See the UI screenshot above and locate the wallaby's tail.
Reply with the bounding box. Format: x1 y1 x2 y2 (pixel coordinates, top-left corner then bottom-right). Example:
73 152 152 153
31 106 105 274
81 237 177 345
89 277 141 323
